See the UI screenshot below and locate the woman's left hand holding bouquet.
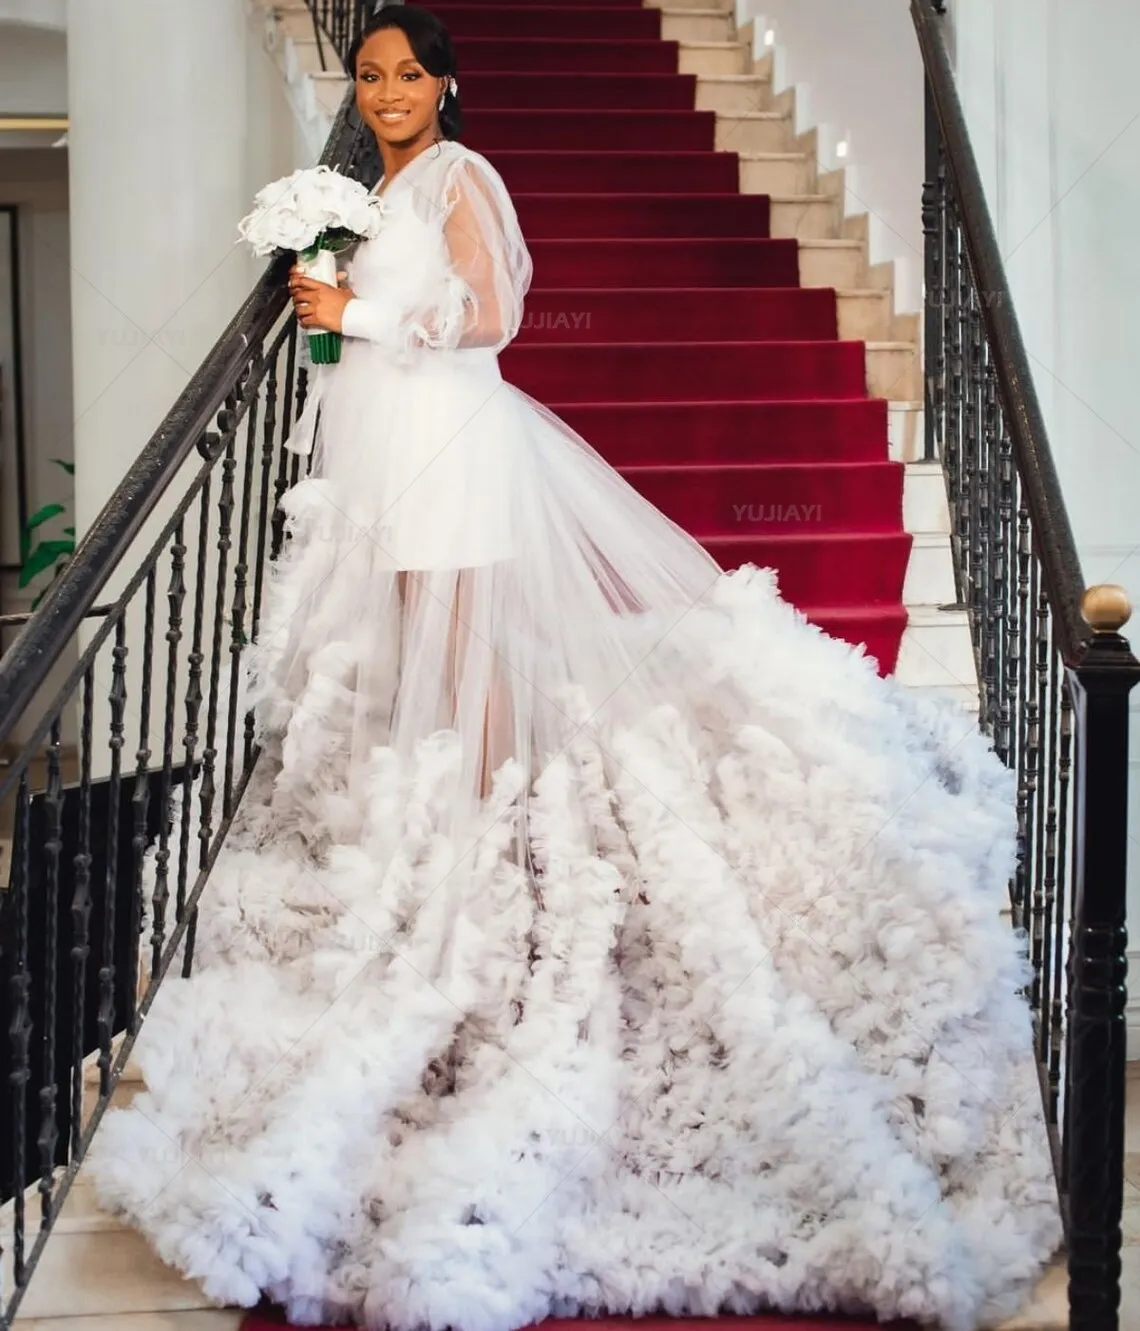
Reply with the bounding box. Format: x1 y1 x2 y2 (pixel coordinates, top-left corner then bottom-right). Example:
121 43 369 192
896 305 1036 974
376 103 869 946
289 265 355 334
238 165 385 363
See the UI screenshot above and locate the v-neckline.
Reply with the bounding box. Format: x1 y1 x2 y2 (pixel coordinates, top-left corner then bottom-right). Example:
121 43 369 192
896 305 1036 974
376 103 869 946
373 139 454 201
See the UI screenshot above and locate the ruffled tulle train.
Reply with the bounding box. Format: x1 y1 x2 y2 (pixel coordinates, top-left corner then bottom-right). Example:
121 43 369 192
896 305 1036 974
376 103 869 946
86 407 1061 1325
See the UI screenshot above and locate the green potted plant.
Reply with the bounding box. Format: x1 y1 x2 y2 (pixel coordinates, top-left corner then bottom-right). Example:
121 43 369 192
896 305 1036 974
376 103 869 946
19 458 76 609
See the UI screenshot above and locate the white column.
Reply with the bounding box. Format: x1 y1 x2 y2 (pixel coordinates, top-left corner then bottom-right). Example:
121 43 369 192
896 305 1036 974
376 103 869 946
66 0 253 533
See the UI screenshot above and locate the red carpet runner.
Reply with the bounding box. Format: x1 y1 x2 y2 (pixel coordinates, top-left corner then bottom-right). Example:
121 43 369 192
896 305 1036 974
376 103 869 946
244 1314 917 1331
459 0 909 673
241 5 911 1329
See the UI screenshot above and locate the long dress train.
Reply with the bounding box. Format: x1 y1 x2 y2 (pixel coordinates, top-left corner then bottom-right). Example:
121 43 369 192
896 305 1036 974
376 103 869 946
87 137 1060 1331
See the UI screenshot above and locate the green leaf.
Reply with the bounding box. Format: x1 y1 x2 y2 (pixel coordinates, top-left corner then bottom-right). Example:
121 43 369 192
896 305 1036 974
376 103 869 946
63 526 75 535
50 457 75 476
320 228 358 253
25 502 65 531
18 540 74 588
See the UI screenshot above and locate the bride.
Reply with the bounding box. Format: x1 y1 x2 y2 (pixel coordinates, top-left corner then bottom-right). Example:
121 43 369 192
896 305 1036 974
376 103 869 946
88 7 1061 1330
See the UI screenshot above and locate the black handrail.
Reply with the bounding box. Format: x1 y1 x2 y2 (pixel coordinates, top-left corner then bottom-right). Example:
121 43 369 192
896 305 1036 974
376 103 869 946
912 0 1087 661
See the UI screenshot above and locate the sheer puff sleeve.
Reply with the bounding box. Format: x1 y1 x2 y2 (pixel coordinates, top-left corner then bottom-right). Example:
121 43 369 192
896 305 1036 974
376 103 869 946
340 150 533 357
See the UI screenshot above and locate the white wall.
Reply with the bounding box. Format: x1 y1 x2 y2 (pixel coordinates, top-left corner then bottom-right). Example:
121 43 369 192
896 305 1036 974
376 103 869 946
945 0 1140 1048
738 0 925 312
0 23 66 115
0 0 64 29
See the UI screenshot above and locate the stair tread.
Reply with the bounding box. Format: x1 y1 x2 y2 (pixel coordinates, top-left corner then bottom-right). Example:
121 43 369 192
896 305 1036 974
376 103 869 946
705 529 910 545
619 460 901 474
526 284 814 291
16 1312 244 1329
803 603 909 620
548 396 884 406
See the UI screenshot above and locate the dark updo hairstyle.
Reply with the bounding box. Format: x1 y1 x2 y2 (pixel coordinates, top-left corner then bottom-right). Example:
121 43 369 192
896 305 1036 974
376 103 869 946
347 4 463 142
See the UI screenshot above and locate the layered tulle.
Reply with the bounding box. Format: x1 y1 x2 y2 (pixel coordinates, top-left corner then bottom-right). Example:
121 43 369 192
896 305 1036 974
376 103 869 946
85 137 1060 1331
87 531 1060 1329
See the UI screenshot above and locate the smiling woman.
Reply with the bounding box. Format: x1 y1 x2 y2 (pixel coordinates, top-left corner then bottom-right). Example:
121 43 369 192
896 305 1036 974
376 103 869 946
351 4 464 156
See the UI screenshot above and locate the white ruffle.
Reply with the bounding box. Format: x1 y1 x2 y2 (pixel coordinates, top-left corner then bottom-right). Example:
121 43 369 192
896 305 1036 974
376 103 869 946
88 567 1059 1331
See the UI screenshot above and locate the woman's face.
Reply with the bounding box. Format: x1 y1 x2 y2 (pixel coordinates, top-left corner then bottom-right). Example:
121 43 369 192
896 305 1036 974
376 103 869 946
355 27 446 148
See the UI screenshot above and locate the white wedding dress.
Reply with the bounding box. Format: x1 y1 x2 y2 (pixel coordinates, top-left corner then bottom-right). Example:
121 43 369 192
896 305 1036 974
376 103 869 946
88 138 1060 1331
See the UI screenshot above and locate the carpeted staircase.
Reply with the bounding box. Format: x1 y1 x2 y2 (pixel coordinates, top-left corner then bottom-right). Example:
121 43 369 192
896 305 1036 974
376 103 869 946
446 0 911 675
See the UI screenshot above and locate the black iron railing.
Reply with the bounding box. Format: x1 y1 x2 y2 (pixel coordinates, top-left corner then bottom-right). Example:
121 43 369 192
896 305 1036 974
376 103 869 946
304 0 374 72
914 2 1139 1328
0 84 381 1326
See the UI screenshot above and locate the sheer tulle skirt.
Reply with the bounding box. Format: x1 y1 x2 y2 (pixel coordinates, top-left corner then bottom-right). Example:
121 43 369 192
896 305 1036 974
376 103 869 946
245 351 728 857
85 355 1061 1331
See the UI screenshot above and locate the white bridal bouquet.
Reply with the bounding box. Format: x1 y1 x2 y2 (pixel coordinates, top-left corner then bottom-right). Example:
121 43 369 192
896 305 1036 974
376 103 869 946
238 165 385 364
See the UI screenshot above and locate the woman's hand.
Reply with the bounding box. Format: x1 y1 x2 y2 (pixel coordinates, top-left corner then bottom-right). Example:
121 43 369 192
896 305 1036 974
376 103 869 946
289 263 355 334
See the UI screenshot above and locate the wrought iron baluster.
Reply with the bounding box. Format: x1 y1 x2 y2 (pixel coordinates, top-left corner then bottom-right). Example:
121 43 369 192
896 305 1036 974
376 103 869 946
977 348 999 730
964 287 983 616
290 364 309 490
251 350 279 641
96 618 128 1095
197 404 237 883
922 82 942 463
191 398 241 978
1022 557 1042 978
1037 626 1061 1089
70 669 95 1161
1011 498 1031 924
151 527 187 981
994 416 1014 764
1050 677 1072 1126
37 721 63 1223
128 569 157 1036
176 480 211 928
226 362 262 819
1026 580 1046 1018
271 327 301 559
8 771 32 1285
943 212 964 598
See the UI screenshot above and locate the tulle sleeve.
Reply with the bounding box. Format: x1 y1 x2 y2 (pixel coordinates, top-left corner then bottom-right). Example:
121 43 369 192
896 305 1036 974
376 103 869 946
340 151 533 356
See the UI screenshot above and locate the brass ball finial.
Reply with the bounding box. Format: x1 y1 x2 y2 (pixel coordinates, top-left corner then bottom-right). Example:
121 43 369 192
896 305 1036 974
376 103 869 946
1081 583 1132 634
